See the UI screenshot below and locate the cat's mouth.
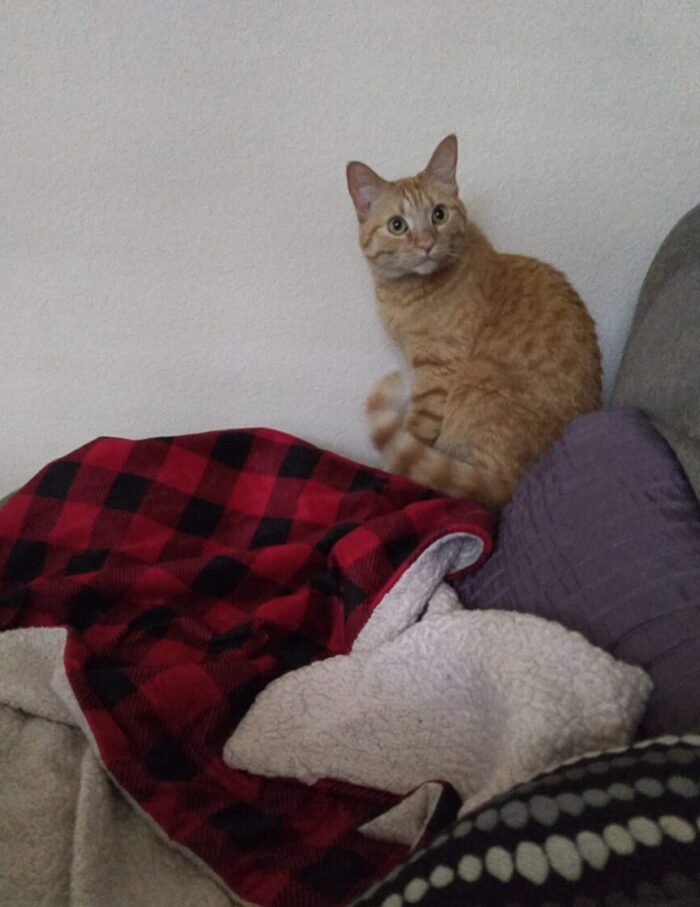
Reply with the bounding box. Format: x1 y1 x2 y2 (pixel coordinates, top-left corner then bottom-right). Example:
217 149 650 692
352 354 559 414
414 256 440 276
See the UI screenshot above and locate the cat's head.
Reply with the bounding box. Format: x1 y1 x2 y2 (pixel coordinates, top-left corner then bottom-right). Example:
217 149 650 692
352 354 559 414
346 135 468 281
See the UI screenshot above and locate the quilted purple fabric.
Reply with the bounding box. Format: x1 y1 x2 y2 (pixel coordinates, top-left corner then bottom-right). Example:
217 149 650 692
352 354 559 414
454 408 700 736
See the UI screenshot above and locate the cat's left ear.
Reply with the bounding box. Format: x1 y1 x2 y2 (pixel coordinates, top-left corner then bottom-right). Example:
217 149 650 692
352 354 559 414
425 135 458 194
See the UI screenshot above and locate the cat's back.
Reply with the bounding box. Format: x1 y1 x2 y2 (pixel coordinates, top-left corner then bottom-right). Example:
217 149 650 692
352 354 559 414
485 250 598 343
479 250 601 406
494 252 589 315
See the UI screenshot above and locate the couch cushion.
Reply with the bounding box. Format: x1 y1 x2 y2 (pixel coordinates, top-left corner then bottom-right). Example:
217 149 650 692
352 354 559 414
614 204 700 500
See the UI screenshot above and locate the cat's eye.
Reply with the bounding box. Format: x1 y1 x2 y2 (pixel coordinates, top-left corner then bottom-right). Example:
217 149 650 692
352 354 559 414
387 216 408 236
432 204 448 224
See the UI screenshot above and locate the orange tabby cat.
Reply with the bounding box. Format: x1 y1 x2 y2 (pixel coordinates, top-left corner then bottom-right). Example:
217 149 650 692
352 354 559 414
347 135 602 511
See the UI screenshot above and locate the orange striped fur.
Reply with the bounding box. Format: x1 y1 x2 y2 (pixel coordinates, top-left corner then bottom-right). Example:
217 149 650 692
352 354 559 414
347 135 602 512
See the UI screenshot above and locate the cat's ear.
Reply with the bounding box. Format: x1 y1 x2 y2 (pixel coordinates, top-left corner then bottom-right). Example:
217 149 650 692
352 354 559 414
425 135 458 194
346 161 386 221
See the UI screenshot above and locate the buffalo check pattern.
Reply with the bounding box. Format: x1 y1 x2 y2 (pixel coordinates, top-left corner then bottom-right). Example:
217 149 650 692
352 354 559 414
0 428 493 907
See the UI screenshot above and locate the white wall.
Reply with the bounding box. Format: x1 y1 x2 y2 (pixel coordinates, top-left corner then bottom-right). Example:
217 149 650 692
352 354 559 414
2 1 699 494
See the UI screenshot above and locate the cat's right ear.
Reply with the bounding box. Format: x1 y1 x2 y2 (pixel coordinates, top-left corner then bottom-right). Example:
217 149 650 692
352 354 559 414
346 161 386 221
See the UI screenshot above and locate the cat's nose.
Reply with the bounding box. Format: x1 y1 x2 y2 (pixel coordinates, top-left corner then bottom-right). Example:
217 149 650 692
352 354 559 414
417 238 435 253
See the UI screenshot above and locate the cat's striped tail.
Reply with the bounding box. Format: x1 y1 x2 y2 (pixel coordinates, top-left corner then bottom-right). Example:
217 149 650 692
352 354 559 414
365 372 509 512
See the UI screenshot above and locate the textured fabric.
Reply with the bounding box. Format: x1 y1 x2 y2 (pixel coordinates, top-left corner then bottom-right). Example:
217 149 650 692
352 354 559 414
226 582 649 838
0 428 492 907
0 627 236 907
354 734 700 906
455 408 700 736
614 203 700 499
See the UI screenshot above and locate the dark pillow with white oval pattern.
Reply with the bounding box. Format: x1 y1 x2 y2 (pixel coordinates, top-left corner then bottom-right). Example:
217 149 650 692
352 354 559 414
353 735 700 907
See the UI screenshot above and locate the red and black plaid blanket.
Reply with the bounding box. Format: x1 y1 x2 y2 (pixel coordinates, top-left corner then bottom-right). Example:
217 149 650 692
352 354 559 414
0 428 492 906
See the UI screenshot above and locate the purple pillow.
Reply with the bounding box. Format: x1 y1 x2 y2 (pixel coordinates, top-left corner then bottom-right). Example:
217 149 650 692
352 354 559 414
455 408 700 736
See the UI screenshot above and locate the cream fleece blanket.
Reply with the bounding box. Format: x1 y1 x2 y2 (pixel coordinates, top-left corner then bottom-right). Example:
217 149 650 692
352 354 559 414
224 573 652 846
0 627 237 907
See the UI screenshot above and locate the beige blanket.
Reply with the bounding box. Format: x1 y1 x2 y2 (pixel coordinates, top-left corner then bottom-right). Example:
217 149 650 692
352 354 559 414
0 627 239 907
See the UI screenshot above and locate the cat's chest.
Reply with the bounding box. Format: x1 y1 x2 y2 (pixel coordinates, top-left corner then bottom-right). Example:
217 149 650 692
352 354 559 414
377 294 480 351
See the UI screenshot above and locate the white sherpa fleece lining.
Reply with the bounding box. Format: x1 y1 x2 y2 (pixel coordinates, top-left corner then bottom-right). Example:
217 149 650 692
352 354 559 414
223 533 652 845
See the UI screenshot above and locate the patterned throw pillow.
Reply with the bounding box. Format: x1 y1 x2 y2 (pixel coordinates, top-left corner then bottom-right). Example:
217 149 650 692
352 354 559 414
353 736 700 907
